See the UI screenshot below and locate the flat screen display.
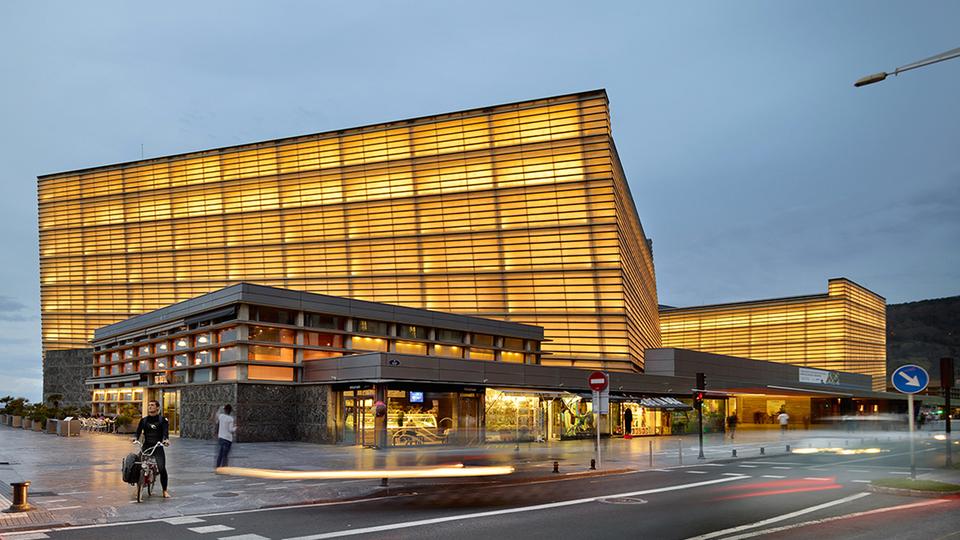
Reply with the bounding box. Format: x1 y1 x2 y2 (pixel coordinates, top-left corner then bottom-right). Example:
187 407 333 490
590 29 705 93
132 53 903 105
409 391 424 403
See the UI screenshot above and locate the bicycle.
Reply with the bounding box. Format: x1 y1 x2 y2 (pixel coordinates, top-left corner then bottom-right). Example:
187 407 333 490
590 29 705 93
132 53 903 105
132 440 165 503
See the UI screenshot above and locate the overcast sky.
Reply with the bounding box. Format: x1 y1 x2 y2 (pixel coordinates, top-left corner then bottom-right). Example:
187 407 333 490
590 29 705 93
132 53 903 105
1 1 958 401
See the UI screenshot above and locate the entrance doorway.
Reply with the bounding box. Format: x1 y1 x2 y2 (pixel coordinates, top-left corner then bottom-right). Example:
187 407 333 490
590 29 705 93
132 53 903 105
457 395 481 445
342 389 375 445
161 389 181 435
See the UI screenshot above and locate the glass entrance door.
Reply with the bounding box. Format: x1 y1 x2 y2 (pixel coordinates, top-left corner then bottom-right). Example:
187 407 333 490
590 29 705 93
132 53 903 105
342 390 374 445
162 389 180 435
458 395 480 445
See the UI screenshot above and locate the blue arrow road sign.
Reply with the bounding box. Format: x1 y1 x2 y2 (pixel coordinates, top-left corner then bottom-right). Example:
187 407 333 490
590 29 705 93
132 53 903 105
891 364 929 394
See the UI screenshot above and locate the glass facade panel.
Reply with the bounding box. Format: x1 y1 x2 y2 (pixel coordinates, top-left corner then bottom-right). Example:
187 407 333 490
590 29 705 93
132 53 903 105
436 329 463 343
304 332 341 348
472 334 494 347
217 366 237 380
395 341 427 355
174 337 191 351
303 349 338 361
248 365 294 381
305 313 344 330
355 319 389 335
470 348 495 361
352 336 388 352
434 344 462 358
398 325 425 340
194 350 212 365
217 327 238 343
250 306 294 325
249 325 296 344
218 346 238 362
501 351 523 363
249 345 294 363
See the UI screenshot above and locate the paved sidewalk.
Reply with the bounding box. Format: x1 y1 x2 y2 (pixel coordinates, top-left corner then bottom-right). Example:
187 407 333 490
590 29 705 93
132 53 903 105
0 423 953 533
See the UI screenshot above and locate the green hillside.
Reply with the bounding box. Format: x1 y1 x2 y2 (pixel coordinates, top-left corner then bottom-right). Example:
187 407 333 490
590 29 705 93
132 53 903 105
886 295 960 385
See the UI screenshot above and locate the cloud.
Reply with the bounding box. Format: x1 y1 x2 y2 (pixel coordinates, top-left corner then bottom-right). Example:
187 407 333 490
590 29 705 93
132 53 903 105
0 295 36 321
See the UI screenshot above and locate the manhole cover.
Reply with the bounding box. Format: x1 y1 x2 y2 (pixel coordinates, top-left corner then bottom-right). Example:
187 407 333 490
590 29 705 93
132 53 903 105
597 497 647 505
212 492 240 498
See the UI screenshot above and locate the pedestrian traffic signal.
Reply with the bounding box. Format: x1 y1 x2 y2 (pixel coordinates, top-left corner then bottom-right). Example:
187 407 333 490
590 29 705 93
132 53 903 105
693 391 704 409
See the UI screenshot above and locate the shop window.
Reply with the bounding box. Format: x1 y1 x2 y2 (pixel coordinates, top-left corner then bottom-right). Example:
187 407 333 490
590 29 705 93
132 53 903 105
194 350 212 365
174 337 191 351
250 306 294 325
472 334 494 347
249 326 296 344
305 313 344 330
217 366 237 380
501 351 523 363
173 354 189 367
304 350 339 361
398 325 425 340
433 344 462 358
217 327 238 343
218 347 239 362
133 389 143 401
395 341 427 355
436 329 463 343
154 373 169 385
304 332 341 348
249 345 294 363
503 338 523 350
353 336 388 352
526 340 541 351
356 319 389 336
470 348 495 361
248 365 294 381
121 390 133 401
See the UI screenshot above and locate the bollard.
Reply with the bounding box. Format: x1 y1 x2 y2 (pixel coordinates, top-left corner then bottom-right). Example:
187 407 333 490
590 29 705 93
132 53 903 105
553 461 559 474
760 447 765 455
649 440 654 467
380 478 388 487
5 481 31 513
732 449 737 457
786 445 791 453
590 458 596 470
678 440 683 465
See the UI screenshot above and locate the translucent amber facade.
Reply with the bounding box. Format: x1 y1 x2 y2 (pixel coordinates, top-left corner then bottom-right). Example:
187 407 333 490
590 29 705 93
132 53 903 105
39 90 659 372
660 278 886 390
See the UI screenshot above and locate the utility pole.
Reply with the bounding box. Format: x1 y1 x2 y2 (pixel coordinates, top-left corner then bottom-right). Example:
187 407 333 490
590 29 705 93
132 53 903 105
696 372 706 460
942 357 954 467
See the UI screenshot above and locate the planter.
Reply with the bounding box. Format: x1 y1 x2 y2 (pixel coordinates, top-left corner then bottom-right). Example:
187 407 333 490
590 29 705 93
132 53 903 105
12 415 22 428
22 419 32 430
0 414 6 424
32 421 44 432
46 419 58 434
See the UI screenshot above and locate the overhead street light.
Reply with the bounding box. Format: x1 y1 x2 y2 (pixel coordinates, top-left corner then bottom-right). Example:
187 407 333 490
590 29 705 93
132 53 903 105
854 46 960 87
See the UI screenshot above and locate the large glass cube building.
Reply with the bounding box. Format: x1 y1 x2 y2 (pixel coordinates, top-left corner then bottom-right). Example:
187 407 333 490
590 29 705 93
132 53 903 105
39 90 660 373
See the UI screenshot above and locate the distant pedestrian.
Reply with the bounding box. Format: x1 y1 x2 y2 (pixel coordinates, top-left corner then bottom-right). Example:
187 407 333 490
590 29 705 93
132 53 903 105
216 404 237 468
623 407 633 436
727 414 738 439
778 411 789 434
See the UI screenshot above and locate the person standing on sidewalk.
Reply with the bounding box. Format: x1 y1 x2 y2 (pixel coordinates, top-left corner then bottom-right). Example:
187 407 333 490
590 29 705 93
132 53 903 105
623 407 633 437
216 404 237 468
777 410 789 435
727 413 738 439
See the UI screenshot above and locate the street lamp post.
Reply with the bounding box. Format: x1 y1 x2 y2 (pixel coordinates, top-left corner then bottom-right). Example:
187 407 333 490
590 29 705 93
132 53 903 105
855 46 960 87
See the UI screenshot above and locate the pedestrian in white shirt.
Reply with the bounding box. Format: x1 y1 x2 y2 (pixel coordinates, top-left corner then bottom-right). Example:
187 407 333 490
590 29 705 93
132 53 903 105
778 411 789 434
216 404 237 468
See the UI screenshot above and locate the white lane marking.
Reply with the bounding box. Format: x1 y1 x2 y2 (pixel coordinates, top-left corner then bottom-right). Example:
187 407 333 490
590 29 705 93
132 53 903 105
889 471 911 475
218 535 271 540
57 491 90 495
803 477 832 481
849 470 869 473
719 498 949 540
760 475 785 479
771 467 791 470
699 464 723 467
163 516 206 525
245 482 267 486
738 465 757 468
722 473 746 477
46 506 82 511
189 525 235 533
851 480 871 483
3 533 49 539
283 476 750 540
265 486 287 491
34 498 67 503
686 471 708 474
684 492 871 540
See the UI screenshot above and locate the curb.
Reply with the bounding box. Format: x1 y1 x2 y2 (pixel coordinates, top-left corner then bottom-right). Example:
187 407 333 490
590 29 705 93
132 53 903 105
867 485 960 498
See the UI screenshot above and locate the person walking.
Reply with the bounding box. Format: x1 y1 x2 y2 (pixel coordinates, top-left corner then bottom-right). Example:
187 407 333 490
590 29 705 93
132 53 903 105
727 413 738 439
778 410 790 435
623 407 633 437
216 404 237 468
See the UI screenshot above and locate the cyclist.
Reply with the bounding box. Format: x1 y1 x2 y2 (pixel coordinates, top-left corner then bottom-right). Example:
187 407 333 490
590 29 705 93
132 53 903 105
132 399 171 498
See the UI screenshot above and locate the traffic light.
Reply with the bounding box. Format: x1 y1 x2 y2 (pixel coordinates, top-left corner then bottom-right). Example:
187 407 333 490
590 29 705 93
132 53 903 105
693 391 704 409
696 372 706 391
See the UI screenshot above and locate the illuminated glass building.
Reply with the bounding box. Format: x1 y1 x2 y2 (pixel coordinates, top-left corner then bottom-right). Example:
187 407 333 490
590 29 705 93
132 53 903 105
39 89 659 374
659 278 887 390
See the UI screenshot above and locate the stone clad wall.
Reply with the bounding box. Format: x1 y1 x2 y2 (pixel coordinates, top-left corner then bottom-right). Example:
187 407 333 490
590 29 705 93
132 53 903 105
43 348 93 407
295 385 332 443
235 384 299 442
180 383 239 440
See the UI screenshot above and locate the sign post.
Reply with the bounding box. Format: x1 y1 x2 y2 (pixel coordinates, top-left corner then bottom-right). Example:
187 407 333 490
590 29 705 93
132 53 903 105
891 364 930 480
942 357 955 467
588 371 609 469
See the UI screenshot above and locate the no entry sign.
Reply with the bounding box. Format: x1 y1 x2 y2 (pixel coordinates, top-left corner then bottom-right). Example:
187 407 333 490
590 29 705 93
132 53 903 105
588 371 609 392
